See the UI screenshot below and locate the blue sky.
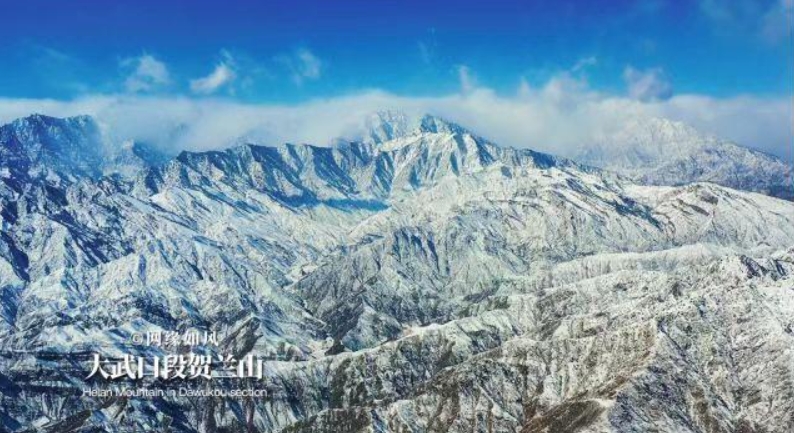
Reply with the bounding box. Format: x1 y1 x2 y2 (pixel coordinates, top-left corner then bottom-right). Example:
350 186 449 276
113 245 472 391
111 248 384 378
0 0 791 158
2 0 791 100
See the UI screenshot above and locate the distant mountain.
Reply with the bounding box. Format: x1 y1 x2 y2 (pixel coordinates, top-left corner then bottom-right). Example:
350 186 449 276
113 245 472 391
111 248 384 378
575 117 793 200
0 114 170 184
0 114 105 181
0 113 793 432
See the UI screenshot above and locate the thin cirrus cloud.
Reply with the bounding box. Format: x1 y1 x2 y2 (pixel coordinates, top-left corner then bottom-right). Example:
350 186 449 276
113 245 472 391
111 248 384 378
188 48 322 93
571 56 597 72
457 65 476 95
761 0 794 41
122 54 171 93
119 48 322 95
278 48 322 85
623 66 673 102
190 61 236 95
699 0 793 42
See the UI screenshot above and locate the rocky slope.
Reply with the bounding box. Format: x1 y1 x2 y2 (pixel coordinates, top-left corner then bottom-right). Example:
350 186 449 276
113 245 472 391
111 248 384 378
0 114 792 432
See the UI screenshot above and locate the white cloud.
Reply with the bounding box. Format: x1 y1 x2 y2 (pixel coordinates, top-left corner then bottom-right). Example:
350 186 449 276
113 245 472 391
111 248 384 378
761 0 794 41
572 56 597 72
279 48 322 85
417 29 439 65
700 0 792 42
517 78 532 97
296 49 322 80
190 56 236 95
457 65 476 95
623 66 673 101
122 54 170 93
417 41 433 64
0 70 788 162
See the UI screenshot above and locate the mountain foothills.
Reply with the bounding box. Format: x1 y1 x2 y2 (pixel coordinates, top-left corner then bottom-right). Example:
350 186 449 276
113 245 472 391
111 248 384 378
0 112 792 432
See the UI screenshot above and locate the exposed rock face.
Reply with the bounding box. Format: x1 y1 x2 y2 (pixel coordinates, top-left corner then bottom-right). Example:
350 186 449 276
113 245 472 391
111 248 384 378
0 114 792 432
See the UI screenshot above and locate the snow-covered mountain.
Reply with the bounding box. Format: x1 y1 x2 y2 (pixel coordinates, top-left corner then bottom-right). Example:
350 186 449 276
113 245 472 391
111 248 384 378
575 117 794 200
0 114 170 183
0 113 792 432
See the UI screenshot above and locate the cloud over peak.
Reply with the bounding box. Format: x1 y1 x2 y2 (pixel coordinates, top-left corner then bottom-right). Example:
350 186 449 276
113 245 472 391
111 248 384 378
0 66 787 163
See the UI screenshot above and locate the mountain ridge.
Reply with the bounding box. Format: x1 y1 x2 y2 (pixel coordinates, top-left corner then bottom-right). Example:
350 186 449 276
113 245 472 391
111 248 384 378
0 113 792 432
3 112 789 201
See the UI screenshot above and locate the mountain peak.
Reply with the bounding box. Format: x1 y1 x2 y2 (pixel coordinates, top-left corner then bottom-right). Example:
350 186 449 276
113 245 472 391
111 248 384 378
359 111 474 145
361 110 415 144
0 114 104 181
576 116 793 200
10 113 97 132
416 114 468 135
0 114 172 182
611 117 710 146
2 113 102 154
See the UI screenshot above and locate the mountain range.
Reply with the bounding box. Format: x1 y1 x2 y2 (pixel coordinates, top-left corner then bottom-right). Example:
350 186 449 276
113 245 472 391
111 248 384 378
0 112 792 432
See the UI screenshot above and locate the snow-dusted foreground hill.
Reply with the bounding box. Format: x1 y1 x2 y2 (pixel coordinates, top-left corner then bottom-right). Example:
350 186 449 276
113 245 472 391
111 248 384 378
0 114 792 432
